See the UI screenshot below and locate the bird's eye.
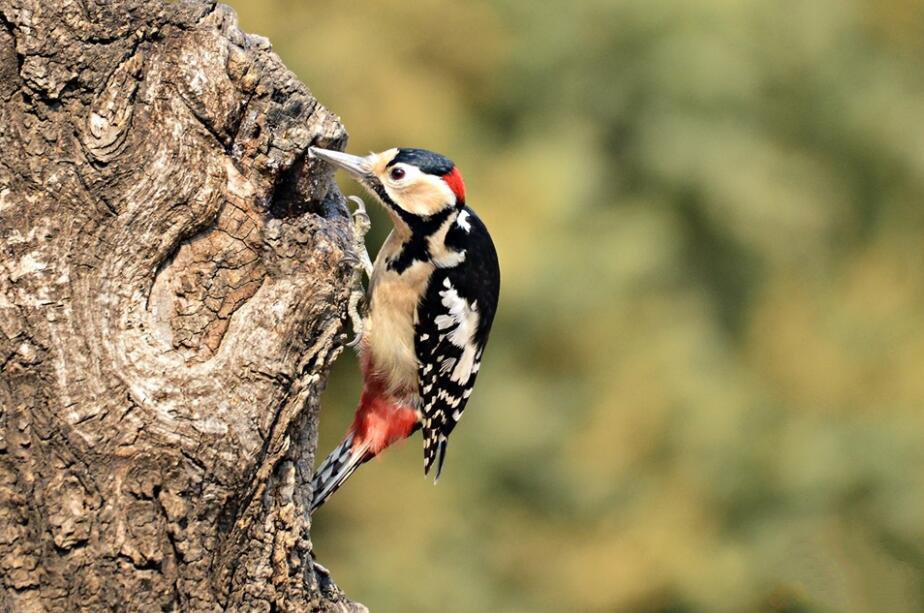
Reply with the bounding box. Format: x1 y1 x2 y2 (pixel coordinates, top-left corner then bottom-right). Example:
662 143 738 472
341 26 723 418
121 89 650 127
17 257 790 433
390 167 406 181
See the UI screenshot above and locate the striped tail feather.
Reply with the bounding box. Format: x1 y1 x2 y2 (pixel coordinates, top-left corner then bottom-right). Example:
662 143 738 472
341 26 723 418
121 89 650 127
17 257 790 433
423 429 448 483
310 432 370 514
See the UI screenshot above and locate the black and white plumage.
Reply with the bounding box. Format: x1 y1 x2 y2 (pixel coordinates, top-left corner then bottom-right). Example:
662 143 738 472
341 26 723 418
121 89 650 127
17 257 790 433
309 432 364 513
416 208 499 477
307 145 500 512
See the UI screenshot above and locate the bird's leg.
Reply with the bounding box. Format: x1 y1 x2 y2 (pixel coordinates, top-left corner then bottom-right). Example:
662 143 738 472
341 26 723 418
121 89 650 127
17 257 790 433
345 195 373 350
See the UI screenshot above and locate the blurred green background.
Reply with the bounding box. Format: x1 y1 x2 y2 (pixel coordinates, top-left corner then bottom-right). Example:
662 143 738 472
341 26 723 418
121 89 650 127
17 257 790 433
236 1 924 611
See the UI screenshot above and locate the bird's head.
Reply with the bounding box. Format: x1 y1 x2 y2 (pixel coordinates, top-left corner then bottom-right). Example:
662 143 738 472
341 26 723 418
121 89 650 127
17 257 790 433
309 146 466 223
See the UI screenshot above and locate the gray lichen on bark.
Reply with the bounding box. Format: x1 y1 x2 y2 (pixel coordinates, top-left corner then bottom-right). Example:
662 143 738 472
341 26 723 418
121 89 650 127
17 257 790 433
0 0 365 610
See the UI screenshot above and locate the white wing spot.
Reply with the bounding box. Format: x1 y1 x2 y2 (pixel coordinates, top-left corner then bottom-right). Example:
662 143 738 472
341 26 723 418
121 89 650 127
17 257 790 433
440 357 456 374
435 281 481 384
456 210 472 232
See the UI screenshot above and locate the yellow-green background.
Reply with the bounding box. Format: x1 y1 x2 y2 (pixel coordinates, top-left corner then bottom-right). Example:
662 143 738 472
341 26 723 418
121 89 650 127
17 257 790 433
235 1 924 611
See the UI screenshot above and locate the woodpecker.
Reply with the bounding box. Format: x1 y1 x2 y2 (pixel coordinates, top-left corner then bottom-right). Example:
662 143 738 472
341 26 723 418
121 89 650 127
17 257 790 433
308 146 500 513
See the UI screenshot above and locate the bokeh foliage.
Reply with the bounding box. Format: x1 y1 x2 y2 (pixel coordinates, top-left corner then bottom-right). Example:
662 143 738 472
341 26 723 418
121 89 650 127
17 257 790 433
235 1 924 610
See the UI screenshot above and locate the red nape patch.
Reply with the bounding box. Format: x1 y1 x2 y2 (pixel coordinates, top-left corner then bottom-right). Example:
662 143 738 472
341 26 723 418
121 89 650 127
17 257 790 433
442 167 466 203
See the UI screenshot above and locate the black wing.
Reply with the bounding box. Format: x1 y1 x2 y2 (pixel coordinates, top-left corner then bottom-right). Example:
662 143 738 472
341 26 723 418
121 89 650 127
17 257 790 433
416 208 500 479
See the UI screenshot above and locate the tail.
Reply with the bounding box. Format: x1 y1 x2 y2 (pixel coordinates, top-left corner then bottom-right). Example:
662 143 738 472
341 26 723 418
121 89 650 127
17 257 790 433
310 432 370 514
423 429 449 483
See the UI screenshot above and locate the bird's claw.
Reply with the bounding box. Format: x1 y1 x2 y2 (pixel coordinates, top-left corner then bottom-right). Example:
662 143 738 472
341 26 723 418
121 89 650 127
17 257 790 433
312 559 332 579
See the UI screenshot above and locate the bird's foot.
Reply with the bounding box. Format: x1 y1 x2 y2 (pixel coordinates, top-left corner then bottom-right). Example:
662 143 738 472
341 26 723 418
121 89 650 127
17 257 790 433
345 195 372 350
348 195 374 278
345 288 366 349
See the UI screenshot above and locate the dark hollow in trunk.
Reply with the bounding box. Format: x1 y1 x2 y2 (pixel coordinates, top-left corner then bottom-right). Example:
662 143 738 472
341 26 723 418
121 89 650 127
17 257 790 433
0 0 364 609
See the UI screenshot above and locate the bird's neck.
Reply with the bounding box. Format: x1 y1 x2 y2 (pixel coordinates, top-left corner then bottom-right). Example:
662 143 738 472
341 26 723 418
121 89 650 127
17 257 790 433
382 206 459 274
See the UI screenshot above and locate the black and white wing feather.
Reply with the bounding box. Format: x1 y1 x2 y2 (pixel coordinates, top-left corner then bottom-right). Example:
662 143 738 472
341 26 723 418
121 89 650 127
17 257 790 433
416 208 500 479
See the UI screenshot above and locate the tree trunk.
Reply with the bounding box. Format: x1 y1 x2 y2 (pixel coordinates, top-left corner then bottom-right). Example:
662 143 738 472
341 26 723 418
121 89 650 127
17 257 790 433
0 0 364 610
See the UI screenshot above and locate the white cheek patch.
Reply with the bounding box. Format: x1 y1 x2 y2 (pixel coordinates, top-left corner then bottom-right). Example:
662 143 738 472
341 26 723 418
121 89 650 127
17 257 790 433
384 172 457 217
436 278 480 384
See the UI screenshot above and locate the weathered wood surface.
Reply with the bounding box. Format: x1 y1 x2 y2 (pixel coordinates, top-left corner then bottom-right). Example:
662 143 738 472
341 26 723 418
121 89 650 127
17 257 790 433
0 0 364 609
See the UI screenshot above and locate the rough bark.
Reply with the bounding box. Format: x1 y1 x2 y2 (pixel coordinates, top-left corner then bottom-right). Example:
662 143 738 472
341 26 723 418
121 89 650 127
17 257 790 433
0 0 364 610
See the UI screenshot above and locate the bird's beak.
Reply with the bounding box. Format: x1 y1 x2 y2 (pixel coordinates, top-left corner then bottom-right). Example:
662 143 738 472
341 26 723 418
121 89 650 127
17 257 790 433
308 147 373 180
